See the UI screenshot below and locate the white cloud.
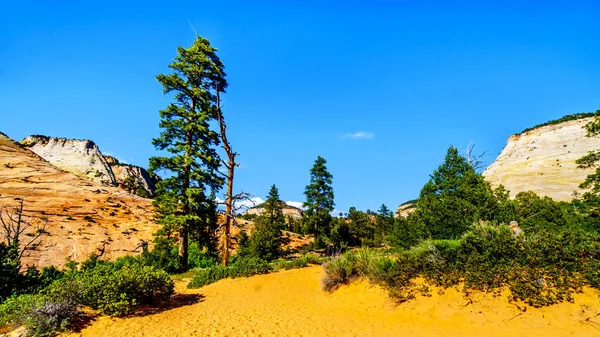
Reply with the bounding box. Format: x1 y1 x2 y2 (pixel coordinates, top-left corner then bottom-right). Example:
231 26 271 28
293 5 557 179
285 201 305 210
344 131 374 139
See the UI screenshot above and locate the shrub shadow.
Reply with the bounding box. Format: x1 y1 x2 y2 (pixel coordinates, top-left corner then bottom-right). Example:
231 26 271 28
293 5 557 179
68 293 205 333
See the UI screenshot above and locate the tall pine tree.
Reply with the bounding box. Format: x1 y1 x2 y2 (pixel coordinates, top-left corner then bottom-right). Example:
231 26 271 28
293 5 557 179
150 35 226 271
303 156 335 242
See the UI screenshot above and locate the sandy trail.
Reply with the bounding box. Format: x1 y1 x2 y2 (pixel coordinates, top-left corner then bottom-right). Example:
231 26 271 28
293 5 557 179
69 265 600 337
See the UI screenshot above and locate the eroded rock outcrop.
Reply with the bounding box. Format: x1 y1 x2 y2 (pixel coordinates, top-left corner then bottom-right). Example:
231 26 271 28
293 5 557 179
21 135 116 186
483 116 600 201
243 201 304 219
105 156 156 198
21 136 156 198
0 133 157 268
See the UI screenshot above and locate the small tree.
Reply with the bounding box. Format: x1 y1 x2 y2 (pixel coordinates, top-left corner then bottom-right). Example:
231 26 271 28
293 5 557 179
238 185 285 261
302 156 335 242
263 184 285 225
415 146 497 239
0 199 48 301
375 204 393 246
0 199 48 262
150 35 225 271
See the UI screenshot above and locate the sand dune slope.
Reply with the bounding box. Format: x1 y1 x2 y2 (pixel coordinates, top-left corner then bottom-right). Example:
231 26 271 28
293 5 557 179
69 265 600 337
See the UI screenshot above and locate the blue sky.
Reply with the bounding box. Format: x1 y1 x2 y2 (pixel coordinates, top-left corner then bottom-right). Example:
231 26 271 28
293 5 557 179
1 1 599 213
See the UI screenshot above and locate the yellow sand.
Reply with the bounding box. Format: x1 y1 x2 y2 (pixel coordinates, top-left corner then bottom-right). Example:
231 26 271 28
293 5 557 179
69 266 600 337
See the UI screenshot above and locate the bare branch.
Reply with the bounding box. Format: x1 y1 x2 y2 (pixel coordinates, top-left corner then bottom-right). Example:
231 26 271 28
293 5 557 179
0 199 49 262
463 141 488 172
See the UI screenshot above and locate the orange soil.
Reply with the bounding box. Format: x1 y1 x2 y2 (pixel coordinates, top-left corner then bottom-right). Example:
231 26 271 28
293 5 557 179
69 266 600 337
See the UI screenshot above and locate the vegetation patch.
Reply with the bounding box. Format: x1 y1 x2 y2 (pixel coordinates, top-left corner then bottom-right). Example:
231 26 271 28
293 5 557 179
518 112 596 135
188 255 324 289
323 225 600 307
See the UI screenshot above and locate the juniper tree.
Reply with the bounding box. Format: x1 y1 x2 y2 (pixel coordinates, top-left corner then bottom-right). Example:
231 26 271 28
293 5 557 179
150 35 226 271
303 156 335 242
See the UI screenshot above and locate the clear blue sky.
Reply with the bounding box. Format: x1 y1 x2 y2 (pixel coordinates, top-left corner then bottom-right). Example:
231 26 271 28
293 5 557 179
1 1 599 213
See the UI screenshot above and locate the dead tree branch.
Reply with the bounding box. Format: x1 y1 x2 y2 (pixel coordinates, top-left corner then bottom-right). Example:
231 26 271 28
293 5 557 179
0 198 48 261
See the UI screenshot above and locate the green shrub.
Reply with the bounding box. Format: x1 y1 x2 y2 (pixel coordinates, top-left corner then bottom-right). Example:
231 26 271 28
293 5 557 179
321 255 357 292
325 226 600 307
187 265 229 288
25 298 80 337
0 294 43 330
228 257 272 277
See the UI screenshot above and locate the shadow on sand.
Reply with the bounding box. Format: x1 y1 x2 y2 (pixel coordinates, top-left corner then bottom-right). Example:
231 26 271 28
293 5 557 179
69 293 205 333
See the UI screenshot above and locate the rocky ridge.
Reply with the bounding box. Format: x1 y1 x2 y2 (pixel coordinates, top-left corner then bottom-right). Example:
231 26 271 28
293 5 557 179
243 200 304 219
21 136 155 197
483 116 600 201
0 132 158 268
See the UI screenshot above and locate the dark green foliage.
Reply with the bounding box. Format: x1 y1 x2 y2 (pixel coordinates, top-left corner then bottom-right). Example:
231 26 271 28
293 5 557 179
238 185 285 261
519 112 596 135
187 255 323 289
150 35 226 271
512 191 568 232
188 257 272 288
0 259 174 336
0 243 19 302
388 216 426 249
303 156 335 241
325 226 600 307
415 146 497 239
45 261 174 316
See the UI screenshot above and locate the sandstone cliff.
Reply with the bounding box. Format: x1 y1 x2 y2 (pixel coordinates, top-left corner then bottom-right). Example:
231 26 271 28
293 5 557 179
105 155 156 198
21 135 116 186
21 136 156 198
483 116 600 201
0 133 158 268
243 201 304 219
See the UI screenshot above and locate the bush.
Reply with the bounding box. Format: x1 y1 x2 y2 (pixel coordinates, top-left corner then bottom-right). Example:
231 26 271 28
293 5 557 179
25 299 80 337
188 255 322 289
325 226 600 307
187 265 230 288
321 255 357 292
71 263 174 316
0 294 42 331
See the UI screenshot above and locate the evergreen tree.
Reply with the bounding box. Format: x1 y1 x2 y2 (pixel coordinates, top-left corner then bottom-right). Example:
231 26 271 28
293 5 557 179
415 146 497 239
149 35 226 271
263 184 285 225
238 186 285 261
374 204 393 246
303 156 335 241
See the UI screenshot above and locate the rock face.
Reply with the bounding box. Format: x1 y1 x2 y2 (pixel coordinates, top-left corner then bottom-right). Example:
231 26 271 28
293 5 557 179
395 200 416 218
21 135 116 186
105 156 156 198
21 136 155 198
0 133 158 268
244 201 304 219
483 117 600 201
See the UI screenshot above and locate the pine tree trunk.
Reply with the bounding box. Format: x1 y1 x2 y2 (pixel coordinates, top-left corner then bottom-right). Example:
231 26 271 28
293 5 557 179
178 226 188 271
222 163 234 266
